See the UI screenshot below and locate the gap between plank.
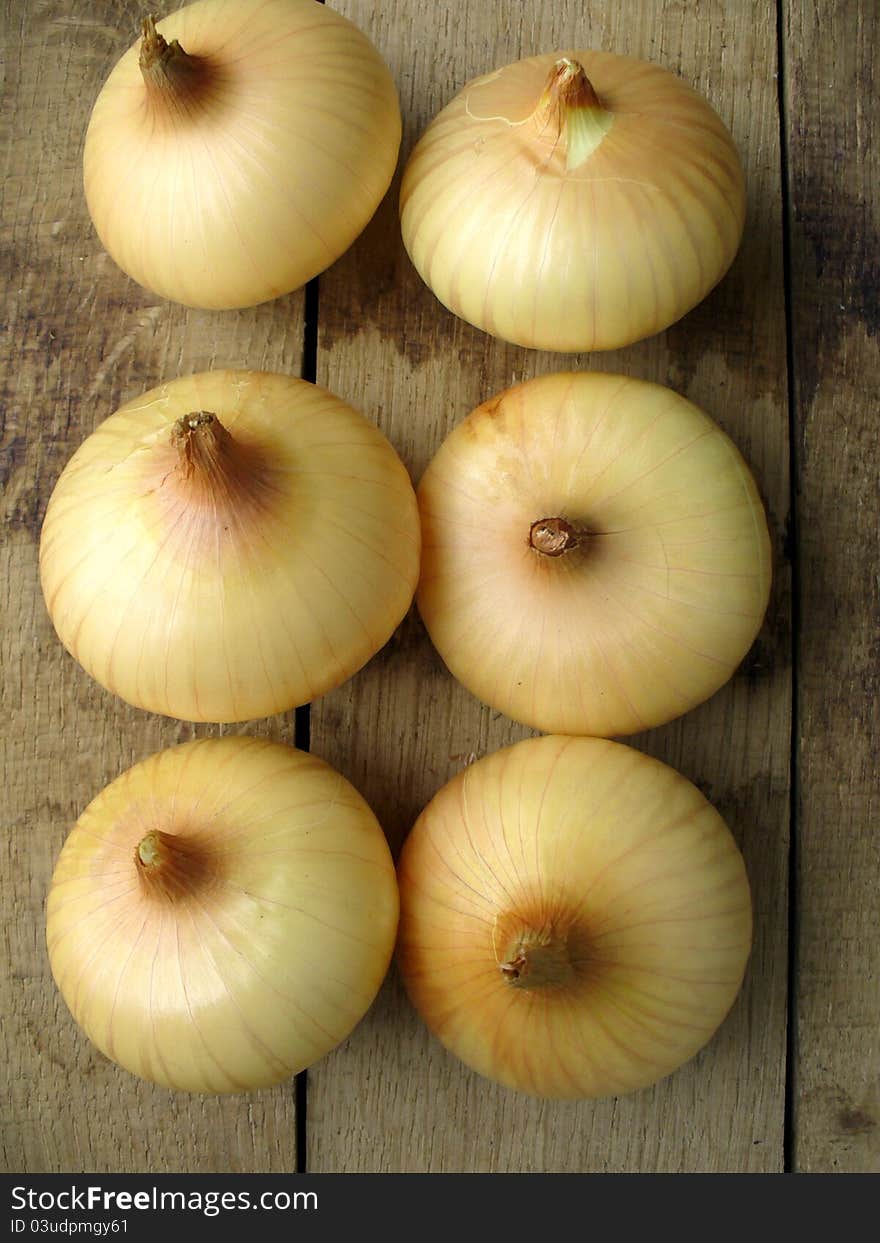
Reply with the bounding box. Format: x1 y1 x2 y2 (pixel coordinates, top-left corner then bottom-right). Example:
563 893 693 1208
293 273 321 1174
775 0 800 1177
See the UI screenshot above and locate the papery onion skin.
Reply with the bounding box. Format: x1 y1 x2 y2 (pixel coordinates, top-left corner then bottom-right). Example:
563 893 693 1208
47 736 399 1092
84 0 402 309
397 735 752 1099
416 371 771 737
400 50 746 352
39 370 420 723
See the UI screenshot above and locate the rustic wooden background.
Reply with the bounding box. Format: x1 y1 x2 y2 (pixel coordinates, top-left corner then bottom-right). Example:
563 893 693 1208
2 0 876 1174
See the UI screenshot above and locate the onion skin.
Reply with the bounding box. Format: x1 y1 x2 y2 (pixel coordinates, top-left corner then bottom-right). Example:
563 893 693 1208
47 737 399 1092
416 371 771 737
39 370 420 723
84 0 402 309
397 735 752 1100
400 50 746 352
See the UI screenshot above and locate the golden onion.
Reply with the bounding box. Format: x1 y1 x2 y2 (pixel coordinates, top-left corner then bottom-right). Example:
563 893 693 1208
400 52 745 351
398 735 752 1099
416 371 771 736
84 0 401 308
40 370 420 722
47 736 399 1092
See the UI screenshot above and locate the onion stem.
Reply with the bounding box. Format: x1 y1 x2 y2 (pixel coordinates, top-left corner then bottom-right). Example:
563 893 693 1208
139 14 188 73
545 57 604 112
137 830 163 868
139 15 209 111
171 410 227 478
499 924 578 990
538 58 614 171
529 516 584 557
167 411 274 516
134 829 214 900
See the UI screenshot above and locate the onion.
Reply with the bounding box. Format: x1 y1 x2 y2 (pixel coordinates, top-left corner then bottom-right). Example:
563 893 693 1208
39 370 420 723
46 737 398 1092
400 52 745 351
416 371 770 737
84 1 401 309
398 735 751 1099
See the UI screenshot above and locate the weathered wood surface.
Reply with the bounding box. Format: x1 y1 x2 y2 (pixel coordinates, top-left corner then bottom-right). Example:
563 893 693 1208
309 0 791 1172
783 0 880 1173
1 1 303 1172
1 0 873 1177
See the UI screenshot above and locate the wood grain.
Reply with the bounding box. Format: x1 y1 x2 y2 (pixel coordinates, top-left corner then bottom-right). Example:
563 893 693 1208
1 1 304 1172
17 0 879 1177
783 0 880 1173
309 0 791 1172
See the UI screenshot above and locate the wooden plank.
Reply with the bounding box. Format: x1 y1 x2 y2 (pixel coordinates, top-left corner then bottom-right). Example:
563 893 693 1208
1 2 304 1172
310 0 791 1171
784 0 880 1173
